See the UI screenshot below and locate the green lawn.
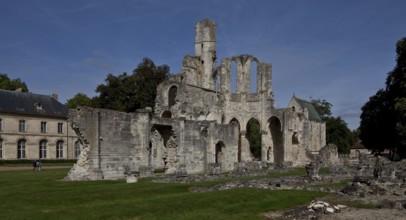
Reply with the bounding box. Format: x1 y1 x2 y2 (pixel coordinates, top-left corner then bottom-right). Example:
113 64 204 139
0 169 327 220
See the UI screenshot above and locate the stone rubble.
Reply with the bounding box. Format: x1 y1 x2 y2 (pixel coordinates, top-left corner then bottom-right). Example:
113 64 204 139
307 200 346 214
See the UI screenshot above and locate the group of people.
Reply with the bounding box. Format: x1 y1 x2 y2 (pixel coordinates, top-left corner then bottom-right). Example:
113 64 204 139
32 160 42 171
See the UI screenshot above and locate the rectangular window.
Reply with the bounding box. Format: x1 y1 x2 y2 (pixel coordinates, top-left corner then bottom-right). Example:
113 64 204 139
17 140 26 159
40 121 47 133
39 140 47 159
56 141 64 158
19 120 26 132
0 118 3 131
57 123 63 134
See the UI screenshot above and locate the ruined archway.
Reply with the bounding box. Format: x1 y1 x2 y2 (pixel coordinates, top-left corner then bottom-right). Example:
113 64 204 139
229 118 241 162
168 86 177 108
215 141 225 164
161 110 172 118
246 117 261 160
150 125 173 170
269 116 283 165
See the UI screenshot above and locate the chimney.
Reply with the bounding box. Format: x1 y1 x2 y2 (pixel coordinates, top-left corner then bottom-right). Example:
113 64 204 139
51 92 58 100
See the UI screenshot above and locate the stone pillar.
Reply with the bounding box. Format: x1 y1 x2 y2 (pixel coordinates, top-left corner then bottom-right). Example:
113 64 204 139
264 63 272 95
261 130 272 162
220 58 231 93
239 131 251 161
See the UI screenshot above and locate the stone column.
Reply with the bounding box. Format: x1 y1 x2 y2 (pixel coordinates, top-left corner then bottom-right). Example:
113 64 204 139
239 130 251 161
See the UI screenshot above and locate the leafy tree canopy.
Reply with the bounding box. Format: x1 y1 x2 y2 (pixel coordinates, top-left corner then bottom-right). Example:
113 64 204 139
0 73 29 92
324 116 352 154
65 93 92 109
360 37 406 158
310 99 332 119
90 57 169 112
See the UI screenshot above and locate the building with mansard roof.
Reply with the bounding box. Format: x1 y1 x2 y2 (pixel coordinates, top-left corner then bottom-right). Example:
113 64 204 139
0 89 81 160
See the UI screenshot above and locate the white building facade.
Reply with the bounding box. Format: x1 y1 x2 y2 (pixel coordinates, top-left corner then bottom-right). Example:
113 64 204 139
0 89 80 160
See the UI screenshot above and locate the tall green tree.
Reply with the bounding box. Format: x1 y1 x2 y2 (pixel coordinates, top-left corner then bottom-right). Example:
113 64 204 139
324 116 352 154
360 37 406 157
310 99 332 119
246 118 261 159
65 93 92 109
93 72 137 112
92 57 169 112
311 98 352 154
132 58 169 110
0 73 29 92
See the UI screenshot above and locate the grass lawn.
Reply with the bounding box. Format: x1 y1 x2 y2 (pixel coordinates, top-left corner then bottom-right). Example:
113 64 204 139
0 169 327 220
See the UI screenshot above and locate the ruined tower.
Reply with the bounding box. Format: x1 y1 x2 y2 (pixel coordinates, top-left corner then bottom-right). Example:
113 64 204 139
194 19 217 90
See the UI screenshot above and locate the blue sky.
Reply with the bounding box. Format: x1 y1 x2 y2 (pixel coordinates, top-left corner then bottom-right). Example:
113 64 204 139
1 0 405 129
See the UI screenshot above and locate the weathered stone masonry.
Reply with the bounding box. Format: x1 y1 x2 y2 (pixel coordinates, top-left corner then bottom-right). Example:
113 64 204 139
66 19 325 180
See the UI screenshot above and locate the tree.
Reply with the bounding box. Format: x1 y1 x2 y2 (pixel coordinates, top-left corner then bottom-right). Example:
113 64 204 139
360 90 395 153
0 73 29 92
93 72 137 112
311 98 352 154
324 116 352 154
92 58 169 112
360 37 406 157
65 93 92 109
132 58 169 110
246 118 261 160
310 99 332 119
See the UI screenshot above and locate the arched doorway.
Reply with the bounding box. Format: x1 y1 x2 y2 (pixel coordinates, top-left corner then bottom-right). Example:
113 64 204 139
229 118 241 162
215 141 225 164
246 117 261 160
161 110 172 118
269 116 283 165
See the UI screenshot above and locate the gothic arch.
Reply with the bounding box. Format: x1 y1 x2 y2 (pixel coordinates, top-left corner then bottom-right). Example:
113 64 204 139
168 86 177 108
215 141 226 164
268 116 283 166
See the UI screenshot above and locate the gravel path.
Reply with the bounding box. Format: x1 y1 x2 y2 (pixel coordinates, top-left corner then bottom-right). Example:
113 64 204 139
0 166 71 171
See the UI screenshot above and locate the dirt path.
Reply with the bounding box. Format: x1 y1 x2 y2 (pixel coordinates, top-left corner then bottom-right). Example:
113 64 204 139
0 166 71 171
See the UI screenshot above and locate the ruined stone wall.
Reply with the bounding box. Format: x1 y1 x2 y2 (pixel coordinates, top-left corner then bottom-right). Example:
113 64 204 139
284 98 326 166
155 74 223 122
66 107 151 180
150 117 239 174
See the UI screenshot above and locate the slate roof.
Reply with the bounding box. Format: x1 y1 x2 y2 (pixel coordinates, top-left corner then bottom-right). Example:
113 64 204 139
0 89 67 118
293 96 323 122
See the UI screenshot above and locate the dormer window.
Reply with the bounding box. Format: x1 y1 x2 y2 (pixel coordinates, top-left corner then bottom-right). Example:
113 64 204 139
35 103 43 110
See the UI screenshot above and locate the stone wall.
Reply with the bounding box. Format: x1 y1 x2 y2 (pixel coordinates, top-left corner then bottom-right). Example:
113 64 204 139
66 107 150 180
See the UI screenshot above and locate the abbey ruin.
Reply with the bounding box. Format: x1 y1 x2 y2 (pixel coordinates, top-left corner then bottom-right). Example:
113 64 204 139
66 19 326 180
